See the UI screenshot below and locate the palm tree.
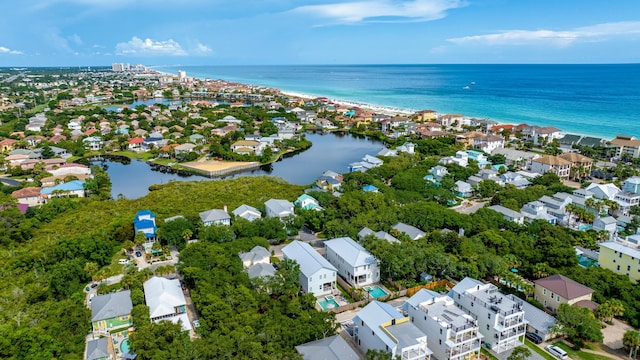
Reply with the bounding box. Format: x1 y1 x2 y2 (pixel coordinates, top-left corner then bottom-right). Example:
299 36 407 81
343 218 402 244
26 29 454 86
623 330 640 359
532 262 551 279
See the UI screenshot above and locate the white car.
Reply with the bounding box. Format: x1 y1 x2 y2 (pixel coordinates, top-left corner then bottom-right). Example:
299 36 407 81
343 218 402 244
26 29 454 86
118 259 129 265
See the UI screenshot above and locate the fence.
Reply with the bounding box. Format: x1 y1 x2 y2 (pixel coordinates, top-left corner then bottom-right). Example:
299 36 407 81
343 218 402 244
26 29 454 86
405 279 455 297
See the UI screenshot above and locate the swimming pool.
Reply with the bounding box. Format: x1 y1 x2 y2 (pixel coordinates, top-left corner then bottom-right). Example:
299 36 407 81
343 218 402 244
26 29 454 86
577 224 593 231
366 285 388 298
577 255 598 268
317 295 339 310
120 339 130 354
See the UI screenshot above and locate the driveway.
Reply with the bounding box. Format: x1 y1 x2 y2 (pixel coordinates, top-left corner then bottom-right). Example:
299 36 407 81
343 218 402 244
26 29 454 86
602 318 633 350
455 200 488 215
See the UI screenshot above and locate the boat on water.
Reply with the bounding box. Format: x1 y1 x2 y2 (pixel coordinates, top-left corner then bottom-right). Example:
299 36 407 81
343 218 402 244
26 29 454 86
470 81 476 85
463 86 471 90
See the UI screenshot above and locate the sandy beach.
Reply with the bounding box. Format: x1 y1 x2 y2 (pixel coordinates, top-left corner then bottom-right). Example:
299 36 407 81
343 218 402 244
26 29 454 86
180 160 260 176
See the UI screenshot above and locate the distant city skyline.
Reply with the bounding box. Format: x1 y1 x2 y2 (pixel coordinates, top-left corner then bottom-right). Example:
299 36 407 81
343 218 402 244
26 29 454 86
2 0 640 66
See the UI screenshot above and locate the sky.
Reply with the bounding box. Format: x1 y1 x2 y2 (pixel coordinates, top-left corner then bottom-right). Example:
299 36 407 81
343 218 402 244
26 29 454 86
1 0 640 66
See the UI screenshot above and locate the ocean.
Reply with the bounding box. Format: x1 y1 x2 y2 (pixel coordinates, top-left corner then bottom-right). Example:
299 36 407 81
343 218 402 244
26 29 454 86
155 64 640 140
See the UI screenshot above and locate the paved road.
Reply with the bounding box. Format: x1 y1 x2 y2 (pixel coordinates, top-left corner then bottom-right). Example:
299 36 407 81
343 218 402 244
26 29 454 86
455 200 488 215
0 72 24 84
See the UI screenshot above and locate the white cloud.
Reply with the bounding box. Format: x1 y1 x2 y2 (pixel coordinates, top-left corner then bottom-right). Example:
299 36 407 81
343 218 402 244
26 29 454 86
292 0 465 24
69 34 83 46
115 37 187 56
448 21 640 47
0 46 23 55
193 42 213 55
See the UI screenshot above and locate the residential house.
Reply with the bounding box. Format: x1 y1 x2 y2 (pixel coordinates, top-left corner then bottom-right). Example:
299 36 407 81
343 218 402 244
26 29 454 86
598 239 640 283
127 137 144 151
534 274 595 313
232 204 262 222
450 278 526 353
83 136 104 151
265 199 295 218
491 148 541 168
558 152 593 181
199 208 231 226
91 290 133 335
466 150 492 167
427 165 449 185
455 180 473 198
11 187 43 206
49 163 92 177
239 246 271 268
622 177 640 194
349 155 384 172
282 240 337 296
295 335 360 360
521 201 556 224
325 237 380 288
487 205 525 225
523 126 562 146
537 194 572 224
506 294 557 341
0 138 18 152
440 151 469 167
85 337 115 360
500 172 531 189
189 134 206 144
40 180 86 199
174 143 196 156
586 183 620 201
438 114 465 129
392 222 426 240
144 277 191 331
530 156 571 179
610 135 640 159
474 134 505 153
593 216 617 237
295 194 323 211
231 140 264 155
316 175 343 192
353 301 431 360
133 210 157 252
405 289 481 360
414 109 438 122
358 227 400 244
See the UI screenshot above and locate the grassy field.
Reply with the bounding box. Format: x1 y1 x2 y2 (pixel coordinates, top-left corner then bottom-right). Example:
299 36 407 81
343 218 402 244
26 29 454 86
524 338 556 360
553 342 615 360
112 150 155 160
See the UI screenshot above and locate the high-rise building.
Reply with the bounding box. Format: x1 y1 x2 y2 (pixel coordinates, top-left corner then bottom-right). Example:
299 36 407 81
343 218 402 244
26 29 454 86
178 70 187 82
111 63 125 72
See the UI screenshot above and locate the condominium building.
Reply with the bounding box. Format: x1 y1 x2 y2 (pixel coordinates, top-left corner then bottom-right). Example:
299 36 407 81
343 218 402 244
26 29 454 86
406 289 482 360
598 239 640 283
450 278 526 353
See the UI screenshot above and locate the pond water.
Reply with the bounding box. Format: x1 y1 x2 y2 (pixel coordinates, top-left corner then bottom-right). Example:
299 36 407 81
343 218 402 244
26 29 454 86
98 133 384 199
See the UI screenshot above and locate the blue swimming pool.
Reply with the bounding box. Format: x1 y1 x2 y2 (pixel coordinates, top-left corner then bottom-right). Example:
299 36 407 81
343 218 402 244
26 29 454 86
120 339 130 354
317 295 339 310
366 285 388 298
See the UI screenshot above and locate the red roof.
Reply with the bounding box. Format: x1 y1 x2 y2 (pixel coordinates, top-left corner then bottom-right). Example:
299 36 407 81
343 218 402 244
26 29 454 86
128 137 145 144
11 187 42 199
535 274 593 300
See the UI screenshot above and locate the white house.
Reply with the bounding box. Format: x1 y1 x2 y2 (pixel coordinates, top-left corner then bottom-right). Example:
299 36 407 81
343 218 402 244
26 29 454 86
143 277 191 331
232 204 262 222
324 237 380 288
392 222 426 240
593 216 617 237
586 183 620 201
405 289 481 360
239 246 271 268
440 151 469 167
282 240 337 296
264 199 295 218
199 208 231 226
487 205 525 225
83 136 104 151
450 278 526 353
353 301 431 360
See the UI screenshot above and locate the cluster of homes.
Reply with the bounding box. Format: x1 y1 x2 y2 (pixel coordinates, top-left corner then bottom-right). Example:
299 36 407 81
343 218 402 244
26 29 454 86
86 276 191 360
295 274 595 360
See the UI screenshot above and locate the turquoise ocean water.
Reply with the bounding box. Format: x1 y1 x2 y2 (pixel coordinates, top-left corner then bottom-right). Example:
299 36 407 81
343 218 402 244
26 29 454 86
156 64 640 139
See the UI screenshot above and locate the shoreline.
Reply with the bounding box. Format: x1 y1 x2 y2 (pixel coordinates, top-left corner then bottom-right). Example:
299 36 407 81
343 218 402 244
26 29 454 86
154 67 618 141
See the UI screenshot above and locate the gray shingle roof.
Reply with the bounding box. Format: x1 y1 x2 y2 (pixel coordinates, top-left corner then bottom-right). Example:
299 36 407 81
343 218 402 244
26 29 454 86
247 263 276 279
91 290 132 322
282 240 336 277
199 209 230 223
295 335 360 360
325 237 378 268
85 337 110 360
392 222 425 240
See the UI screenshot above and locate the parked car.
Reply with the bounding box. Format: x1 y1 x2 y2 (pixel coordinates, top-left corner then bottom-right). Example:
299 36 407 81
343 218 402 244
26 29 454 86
192 320 201 328
526 332 543 344
118 259 128 265
546 345 568 360
90 282 98 288
135 251 142 257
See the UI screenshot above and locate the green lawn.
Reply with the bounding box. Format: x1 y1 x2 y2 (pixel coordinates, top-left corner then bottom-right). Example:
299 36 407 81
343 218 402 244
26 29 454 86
524 338 556 360
112 150 155 161
481 348 499 360
553 342 615 360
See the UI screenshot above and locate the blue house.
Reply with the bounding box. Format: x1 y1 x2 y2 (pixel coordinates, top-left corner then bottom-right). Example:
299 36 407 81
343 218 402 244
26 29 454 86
40 180 86 198
294 194 323 211
466 150 492 167
134 210 157 252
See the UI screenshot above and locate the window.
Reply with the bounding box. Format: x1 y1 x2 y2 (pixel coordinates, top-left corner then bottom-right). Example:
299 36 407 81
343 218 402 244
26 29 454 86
543 289 546 295
440 329 443 335
550 293 554 298
617 265 621 271
487 325 490 331
309 277 312 282
439 339 442 345
629 265 632 271
488 313 491 319
620 253 623 258
471 302 474 307
556 296 560 302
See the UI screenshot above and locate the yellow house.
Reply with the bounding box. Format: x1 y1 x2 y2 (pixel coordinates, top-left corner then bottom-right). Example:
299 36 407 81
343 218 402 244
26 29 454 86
598 240 640 283
414 110 437 122
534 274 594 313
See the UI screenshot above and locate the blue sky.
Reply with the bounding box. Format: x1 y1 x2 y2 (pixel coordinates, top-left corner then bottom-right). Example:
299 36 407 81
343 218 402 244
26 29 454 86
1 0 640 66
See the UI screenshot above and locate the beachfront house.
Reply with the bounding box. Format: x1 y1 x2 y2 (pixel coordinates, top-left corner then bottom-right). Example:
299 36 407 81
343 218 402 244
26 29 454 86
391 222 426 240
91 290 133 335
199 208 231 226
352 301 431 360
282 240 337 296
232 204 262 222
144 277 191 332
324 237 380 288
451 278 526 353
265 199 295 218
405 289 481 360
534 274 595 313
